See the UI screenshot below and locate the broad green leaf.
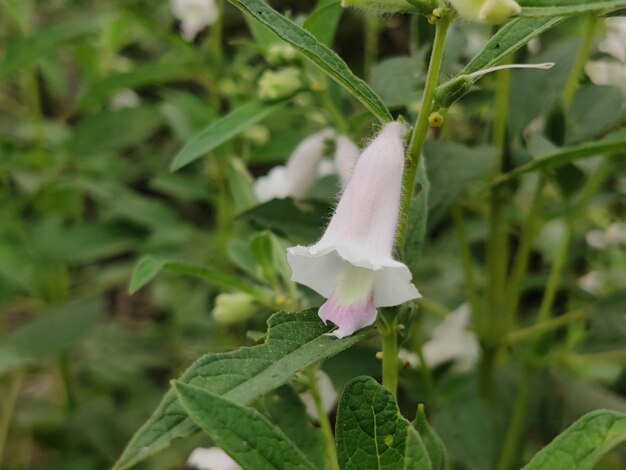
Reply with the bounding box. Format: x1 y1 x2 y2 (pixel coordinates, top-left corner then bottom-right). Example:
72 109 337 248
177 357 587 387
128 255 269 300
335 376 431 470
304 0 342 47
69 106 162 155
227 158 258 214
413 405 446 470
404 158 430 272
493 129 626 185
424 141 498 224
226 0 392 123
242 198 332 240
566 85 624 144
113 310 371 470
523 410 626 470
0 297 102 374
519 0 626 16
370 56 422 108
255 386 325 468
170 100 285 171
175 382 317 470
0 16 107 79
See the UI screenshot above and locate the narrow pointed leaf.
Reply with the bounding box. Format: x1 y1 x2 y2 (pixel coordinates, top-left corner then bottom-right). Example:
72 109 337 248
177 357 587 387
170 99 286 171
113 310 371 470
519 0 626 16
226 0 392 123
413 405 446 470
175 382 317 470
523 410 626 470
335 376 432 470
493 129 626 186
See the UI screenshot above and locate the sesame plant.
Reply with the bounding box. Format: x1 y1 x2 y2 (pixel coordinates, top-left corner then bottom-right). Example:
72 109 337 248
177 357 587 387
1 0 626 469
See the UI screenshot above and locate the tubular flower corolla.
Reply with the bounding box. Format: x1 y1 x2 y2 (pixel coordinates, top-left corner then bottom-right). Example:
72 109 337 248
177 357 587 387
287 122 420 338
171 0 219 41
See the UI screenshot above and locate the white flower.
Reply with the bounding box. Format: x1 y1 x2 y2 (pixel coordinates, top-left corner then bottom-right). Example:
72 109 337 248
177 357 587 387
187 447 241 470
298 370 338 420
586 18 626 93
422 304 480 372
578 271 604 295
171 0 218 42
254 129 334 203
586 223 626 250
334 135 360 188
287 122 420 338
110 89 140 109
212 292 257 325
448 0 521 24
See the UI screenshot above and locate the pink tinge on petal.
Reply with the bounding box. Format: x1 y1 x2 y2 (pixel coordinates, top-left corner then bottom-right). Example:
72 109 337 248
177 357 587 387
318 292 377 339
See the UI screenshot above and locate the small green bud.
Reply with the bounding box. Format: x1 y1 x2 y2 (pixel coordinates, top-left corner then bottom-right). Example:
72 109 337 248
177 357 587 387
428 111 444 128
447 0 521 24
434 75 474 109
213 292 257 325
258 67 303 101
267 44 299 65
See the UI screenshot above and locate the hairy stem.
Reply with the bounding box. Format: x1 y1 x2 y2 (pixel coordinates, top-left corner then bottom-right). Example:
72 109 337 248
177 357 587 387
305 366 339 470
378 310 399 395
397 12 450 249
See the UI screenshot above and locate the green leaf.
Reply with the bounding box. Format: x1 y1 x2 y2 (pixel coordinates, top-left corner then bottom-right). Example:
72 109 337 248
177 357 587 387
566 85 624 144
255 386 325 467
413 405 446 470
493 129 626 185
226 0 392 123
335 376 431 470
0 16 107 79
404 158 430 272
242 198 332 240
465 17 565 74
370 56 422 108
128 255 269 300
175 382 317 470
519 0 626 16
523 410 626 470
113 310 371 470
170 100 285 171
227 158 258 214
0 297 102 374
304 0 343 47
69 106 162 154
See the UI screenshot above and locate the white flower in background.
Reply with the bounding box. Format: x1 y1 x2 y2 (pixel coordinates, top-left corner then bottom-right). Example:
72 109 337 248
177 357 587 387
298 370 338 420
334 135 360 188
448 0 521 24
171 0 218 42
586 18 626 93
287 123 420 338
187 447 241 470
110 89 140 109
422 304 480 372
254 128 335 203
578 271 604 295
398 304 480 372
586 223 626 250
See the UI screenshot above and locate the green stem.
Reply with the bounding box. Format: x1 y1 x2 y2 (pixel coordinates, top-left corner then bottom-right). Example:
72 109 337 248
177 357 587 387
503 308 586 346
562 15 597 108
363 15 380 79
536 219 572 324
504 176 545 328
378 310 399 395
452 203 480 330
0 370 23 467
496 369 533 470
397 12 450 249
305 366 339 470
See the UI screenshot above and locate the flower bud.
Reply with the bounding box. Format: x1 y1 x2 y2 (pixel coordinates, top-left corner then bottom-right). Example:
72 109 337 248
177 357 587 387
267 44 299 65
258 67 303 101
447 0 521 24
212 292 257 325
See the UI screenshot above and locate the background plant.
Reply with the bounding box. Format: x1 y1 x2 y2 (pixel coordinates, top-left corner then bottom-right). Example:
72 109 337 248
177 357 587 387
1 0 625 469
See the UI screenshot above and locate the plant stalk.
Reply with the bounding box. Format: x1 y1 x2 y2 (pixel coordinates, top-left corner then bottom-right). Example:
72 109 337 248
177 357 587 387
305 366 339 470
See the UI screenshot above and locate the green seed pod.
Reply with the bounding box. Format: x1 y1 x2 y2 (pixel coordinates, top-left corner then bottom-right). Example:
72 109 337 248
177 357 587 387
434 75 474 110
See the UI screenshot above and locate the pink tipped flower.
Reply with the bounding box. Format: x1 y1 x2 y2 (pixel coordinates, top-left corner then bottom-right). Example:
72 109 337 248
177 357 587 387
254 128 334 203
287 122 420 338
